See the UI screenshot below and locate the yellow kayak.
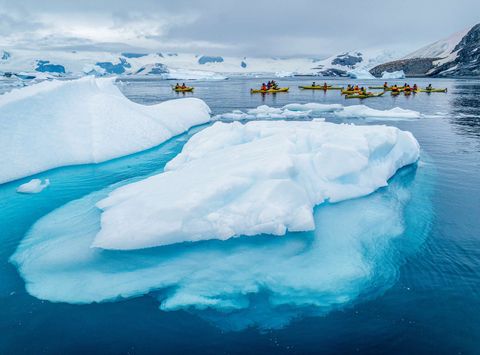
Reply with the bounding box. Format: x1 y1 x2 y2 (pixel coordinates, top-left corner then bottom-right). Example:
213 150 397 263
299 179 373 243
251 87 289 93
341 89 361 95
345 92 385 99
299 86 344 90
419 88 448 93
173 87 194 92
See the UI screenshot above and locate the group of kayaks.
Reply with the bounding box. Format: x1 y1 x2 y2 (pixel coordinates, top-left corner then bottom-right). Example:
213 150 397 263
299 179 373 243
173 81 448 98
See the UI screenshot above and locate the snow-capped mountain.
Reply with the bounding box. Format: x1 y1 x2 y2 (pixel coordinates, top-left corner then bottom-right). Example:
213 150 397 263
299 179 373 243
403 28 470 59
0 47 401 81
370 24 480 77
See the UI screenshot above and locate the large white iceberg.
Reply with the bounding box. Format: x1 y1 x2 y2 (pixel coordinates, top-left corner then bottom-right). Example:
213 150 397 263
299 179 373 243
11 154 432 330
0 77 211 184
381 70 406 79
93 120 420 250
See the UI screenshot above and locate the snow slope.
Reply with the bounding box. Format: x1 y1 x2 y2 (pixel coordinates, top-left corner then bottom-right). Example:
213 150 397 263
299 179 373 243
0 77 211 184
93 120 420 250
404 28 470 59
0 48 402 78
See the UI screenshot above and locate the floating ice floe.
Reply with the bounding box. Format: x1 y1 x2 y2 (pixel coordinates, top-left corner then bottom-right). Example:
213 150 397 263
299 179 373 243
0 77 211 184
334 105 421 119
93 120 420 250
16 178 50 194
214 103 420 121
10 132 432 330
381 70 406 79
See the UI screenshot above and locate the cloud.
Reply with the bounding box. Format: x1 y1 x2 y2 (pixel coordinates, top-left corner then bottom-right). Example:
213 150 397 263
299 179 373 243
0 0 478 57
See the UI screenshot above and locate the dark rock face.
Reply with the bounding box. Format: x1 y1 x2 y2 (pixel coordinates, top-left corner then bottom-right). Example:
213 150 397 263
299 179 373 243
430 24 480 76
318 68 348 77
369 58 438 77
331 53 362 68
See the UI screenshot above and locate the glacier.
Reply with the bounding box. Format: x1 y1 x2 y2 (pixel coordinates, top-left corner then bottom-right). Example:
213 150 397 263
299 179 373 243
93 120 420 250
0 77 211 184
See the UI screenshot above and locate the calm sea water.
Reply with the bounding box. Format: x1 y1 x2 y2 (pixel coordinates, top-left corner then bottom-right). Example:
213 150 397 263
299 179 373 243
0 76 479 354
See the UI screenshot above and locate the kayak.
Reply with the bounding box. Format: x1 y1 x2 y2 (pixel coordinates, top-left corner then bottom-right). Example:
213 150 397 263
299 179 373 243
251 87 289 93
419 88 448 93
173 87 194 92
385 87 406 91
298 86 344 90
345 92 384 99
391 91 401 96
341 89 361 94
368 86 389 90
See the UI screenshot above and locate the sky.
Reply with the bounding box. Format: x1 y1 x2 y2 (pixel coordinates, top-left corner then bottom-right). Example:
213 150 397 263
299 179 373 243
0 0 479 58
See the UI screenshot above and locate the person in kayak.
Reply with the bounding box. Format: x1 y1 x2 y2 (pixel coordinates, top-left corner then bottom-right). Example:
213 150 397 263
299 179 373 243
354 85 359 91
413 84 418 91
404 84 411 92
391 85 399 93
383 82 388 89
426 83 433 90
272 81 278 89
346 84 352 91
181 83 187 89
261 83 267 91
175 83 180 89
312 81 316 87
323 82 328 89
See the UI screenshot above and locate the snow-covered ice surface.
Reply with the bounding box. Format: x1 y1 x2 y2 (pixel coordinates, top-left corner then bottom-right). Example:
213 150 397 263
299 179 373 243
16 178 50 194
0 77 211 184
92 120 420 250
214 104 420 121
381 70 406 79
404 28 470 59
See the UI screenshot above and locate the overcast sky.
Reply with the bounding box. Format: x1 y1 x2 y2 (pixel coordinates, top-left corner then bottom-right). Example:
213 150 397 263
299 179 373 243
0 0 478 58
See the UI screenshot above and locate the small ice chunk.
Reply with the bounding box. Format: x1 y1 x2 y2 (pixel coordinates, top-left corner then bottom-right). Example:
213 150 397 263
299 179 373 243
17 179 50 194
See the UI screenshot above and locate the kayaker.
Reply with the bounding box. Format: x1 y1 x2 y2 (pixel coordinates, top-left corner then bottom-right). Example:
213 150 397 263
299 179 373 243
391 85 399 93
404 84 411 92
267 81 272 89
354 85 359 91
261 83 267 91
181 83 187 89
383 82 388 89
175 83 180 89
272 81 278 89
312 81 316 87
323 82 328 89
413 84 418 91
426 84 432 90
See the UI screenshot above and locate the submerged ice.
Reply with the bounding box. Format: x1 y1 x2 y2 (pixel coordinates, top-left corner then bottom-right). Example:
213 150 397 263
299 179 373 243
0 77 211 184
10 157 432 329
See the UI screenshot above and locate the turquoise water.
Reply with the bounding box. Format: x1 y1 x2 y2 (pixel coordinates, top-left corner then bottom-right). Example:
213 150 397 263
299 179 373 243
1 77 480 354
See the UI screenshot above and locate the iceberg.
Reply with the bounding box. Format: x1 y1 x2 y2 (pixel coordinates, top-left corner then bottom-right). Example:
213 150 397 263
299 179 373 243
10 154 432 330
381 70 406 79
0 77 211 184
334 105 421 119
347 68 376 79
16 178 50 193
93 120 420 250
